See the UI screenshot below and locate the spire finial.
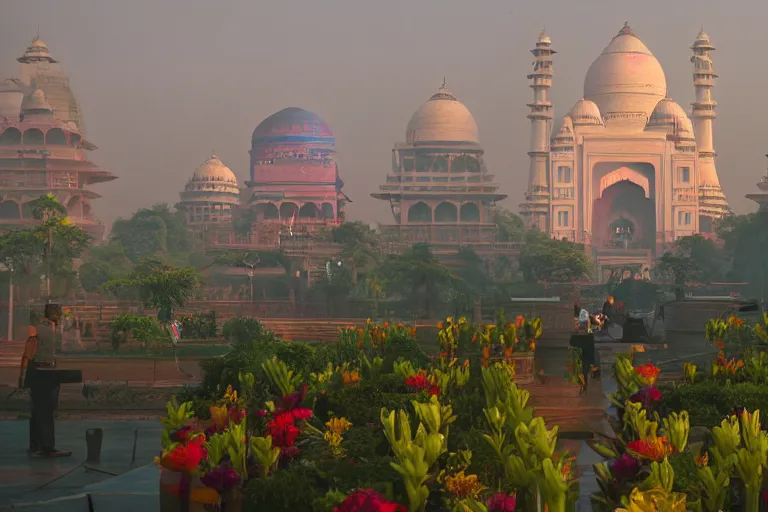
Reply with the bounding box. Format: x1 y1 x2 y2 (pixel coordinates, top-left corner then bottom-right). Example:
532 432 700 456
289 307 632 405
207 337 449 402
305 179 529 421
441 76 447 89
618 21 634 36
36 27 39 40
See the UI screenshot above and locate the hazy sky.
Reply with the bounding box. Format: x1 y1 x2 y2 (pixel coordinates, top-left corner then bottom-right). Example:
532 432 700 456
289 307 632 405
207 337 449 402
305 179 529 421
2 0 766 228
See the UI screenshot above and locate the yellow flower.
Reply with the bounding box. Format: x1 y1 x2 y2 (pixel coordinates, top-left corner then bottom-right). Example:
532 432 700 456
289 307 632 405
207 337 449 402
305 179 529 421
223 385 238 404
325 417 352 435
60 216 71 226
366 318 372 325
209 404 228 428
444 470 486 499
324 431 343 447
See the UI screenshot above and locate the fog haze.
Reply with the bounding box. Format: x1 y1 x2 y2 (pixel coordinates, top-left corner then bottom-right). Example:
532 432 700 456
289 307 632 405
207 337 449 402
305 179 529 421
1 0 765 227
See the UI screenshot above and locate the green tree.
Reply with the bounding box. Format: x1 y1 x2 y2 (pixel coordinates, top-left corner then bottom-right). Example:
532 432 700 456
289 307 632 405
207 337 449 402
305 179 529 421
674 234 726 282
103 260 199 321
380 243 453 318
717 210 768 299
656 252 703 299
0 194 90 298
111 204 190 263
332 221 380 285
518 232 591 283
493 207 526 243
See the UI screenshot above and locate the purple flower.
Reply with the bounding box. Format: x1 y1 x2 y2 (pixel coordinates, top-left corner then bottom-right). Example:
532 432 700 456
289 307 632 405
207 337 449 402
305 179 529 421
610 453 640 481
629 387 662 406
487 493 516 512
201 464 241 492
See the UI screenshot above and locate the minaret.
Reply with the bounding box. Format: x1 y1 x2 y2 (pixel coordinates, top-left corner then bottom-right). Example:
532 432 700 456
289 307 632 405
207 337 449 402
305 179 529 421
520 30 555 232
691 28 729 229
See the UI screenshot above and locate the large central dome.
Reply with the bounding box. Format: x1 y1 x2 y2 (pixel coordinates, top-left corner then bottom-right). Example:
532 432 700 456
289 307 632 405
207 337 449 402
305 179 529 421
406 84 479 145
583 23 667 119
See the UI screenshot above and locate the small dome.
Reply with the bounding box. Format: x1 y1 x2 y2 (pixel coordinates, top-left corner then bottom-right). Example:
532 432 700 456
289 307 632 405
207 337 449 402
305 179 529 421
538 29 551 44
189 154 238 185
647 98 694 135
20 88 53 118
569 99 603 125
406 83 479 145
554 116 574 137
251 108 334 145
584 23 667 118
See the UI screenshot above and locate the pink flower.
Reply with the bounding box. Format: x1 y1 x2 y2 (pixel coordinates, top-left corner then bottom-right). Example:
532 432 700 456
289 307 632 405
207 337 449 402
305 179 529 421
487 492 516 512
291 408 313 421
610 453 640 480
334 489 406 512
629 386 662 406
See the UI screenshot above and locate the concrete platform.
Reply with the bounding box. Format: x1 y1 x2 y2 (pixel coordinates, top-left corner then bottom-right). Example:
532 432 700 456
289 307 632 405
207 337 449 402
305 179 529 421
0 419 161 510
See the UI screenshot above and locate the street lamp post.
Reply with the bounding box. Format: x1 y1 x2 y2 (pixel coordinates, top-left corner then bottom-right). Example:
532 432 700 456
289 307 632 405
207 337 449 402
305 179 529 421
5 259 13 341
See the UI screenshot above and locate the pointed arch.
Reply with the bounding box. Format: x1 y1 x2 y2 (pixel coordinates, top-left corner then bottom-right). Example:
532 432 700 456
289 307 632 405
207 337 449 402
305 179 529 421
0 128 21 145
22 128 44 145
407 202 432 223
434 202 457 222
459 202 481 222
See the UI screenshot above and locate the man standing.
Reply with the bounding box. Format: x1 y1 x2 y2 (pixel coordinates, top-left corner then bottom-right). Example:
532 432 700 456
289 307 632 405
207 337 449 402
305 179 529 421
19 304 71 458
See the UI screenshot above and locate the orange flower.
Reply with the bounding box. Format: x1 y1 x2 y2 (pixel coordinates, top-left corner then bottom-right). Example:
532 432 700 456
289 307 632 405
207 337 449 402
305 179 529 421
634 363 661 386
342 370 360 386
504 347 513 359
529 341 536 351
437 322 444 329
383 321 389 328
626 436 674 461
482 345 491 359
695 452 709 468
515 316 524 329
713 341 725 350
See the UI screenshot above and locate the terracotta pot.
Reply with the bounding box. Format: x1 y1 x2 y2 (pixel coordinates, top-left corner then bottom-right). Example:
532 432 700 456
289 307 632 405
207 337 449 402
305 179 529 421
159 469 218 512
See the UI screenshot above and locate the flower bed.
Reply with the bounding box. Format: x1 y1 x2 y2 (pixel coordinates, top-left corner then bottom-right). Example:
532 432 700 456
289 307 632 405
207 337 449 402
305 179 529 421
586 343 768 511
160 316 579 511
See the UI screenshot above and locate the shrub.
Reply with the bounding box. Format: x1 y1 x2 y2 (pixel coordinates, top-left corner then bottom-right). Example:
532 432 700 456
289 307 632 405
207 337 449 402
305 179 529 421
244 464 322 511
658 381 768 428
222 316 278 346
178 311 217 339
108 312 166 351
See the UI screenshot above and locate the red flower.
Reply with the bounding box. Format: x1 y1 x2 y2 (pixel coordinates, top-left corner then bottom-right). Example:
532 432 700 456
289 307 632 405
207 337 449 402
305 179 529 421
228 407 247 425
405 374 429 390
334 489 406 512
626 437 674 461
634 363 661 385
161 436 207 472
291 408 313 422
265 412 301 447
428 385 441 397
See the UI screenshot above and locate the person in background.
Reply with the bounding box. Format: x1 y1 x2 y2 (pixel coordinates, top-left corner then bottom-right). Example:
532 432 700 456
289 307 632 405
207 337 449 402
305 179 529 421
19 304 71 458
602 295 616 324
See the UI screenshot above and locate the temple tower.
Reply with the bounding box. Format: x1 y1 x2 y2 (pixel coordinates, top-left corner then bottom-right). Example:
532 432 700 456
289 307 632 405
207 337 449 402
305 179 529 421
520 30 555 231
691 29 728 231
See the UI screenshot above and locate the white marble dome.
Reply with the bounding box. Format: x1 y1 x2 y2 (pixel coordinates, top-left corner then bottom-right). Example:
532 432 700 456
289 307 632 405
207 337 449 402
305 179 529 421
406 84 479 145
584 23 667 119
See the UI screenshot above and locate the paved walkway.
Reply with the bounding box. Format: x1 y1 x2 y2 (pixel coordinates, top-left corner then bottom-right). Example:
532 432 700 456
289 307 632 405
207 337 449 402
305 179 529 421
0 419 161 509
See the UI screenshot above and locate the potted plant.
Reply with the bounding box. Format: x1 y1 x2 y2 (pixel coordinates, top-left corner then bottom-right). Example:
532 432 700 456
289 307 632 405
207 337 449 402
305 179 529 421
478 312 540 385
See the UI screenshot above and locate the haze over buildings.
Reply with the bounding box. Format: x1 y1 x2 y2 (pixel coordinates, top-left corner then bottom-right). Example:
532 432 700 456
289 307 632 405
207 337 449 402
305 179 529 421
0 0 766 229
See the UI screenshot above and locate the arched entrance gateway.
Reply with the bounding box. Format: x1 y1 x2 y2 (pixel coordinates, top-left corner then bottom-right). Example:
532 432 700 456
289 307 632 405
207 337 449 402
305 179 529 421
590 163 656 250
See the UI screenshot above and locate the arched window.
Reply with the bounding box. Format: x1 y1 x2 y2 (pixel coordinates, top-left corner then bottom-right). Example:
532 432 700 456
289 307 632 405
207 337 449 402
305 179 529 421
321 203 335 219
0 128 21 145
45 128 67 145
0 201 21 219
279 202 299 220
22 128 44 145
434 202 458 222
407 202 432 223
460 202 481 222
298 203 320 219
262 203 279 219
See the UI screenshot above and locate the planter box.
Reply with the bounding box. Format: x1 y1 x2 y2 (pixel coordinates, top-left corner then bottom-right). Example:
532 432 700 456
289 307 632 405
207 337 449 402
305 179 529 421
159 470 244 512
511 353 535 385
